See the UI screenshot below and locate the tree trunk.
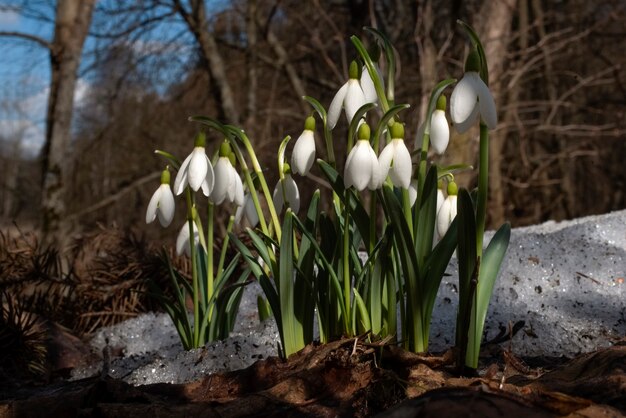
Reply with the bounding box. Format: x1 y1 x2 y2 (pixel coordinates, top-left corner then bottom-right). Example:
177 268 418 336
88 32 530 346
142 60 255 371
476 0 517 228
177 0 240 125
41 0 96 249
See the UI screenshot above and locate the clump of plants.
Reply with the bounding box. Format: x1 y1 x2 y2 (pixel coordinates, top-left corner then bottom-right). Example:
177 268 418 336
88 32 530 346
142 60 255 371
146 21 510 371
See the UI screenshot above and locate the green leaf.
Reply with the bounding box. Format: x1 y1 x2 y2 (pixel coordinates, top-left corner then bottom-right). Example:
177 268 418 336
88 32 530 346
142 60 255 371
277 135 291 179
317 160 371 247
303 96 327 124
348 102 378 146
467 222 510 368
189 115 232 139
154 150 182 170
456 188 477 349
363 27 396 99
414 166 438 270
279 210 302 357
353 287 371 335
373 104 411 146
257 295 273 321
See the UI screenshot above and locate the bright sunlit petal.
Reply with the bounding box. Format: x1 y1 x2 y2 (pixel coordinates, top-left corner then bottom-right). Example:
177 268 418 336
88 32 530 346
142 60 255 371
450 72 479 126
430 109 450 155
344 79 366 124
327 82 348 130
291 130 316 175
157 184 175 227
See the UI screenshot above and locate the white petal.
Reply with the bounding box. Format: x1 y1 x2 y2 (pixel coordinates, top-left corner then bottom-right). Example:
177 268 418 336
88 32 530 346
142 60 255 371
344 79 366 124
377 142 394 183
188 148 208 191
409 179 418 207
437 197 453 238
209 157 231 205
476 79 498 129
388 140 412 189
327 82 348 130
344 141 373 191
360 67 377 103
157 184 175 227
450 72 479 125
173 152 193 195
449 195 458 222
430 110 450 155
291 130 316 176
203 155 215 196
244 195 259 227
436 188 445 213
367 146 381 190
145 186 162 224
273 181 284 214
176 223 190 256
454 105 479 134
233 170 244 206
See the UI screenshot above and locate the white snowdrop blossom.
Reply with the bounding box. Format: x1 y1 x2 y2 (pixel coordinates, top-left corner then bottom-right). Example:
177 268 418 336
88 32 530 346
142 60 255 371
173 140 215 196
273 174 301 214
450 52 497 133
291 117 316 176
360 65 379 104
430 109 450 154
328 61 368 130
235 193 259 228
209 156 244 206
378 123 412 189
436 186 445 214
344 140 380 191
408 179 418 207
176 221 200 257
146 170 175 227
437 182 458 238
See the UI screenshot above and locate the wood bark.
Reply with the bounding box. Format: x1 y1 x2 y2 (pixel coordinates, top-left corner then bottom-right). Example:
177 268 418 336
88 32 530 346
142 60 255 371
476 0 517 227
41 0 96 249
175 0 240 124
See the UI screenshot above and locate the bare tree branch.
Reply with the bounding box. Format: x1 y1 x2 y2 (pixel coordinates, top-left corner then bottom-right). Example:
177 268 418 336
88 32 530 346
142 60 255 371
0 31 52 50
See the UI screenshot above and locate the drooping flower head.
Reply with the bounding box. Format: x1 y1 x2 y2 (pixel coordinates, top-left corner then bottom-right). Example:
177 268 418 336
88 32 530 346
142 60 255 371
273 163 301 214
146 168 175 227
209 141 244 206
344 123 380 191
430 95 451 155
328 61 372 129
176 219 200 257
235 192 259 228
437 180 458 238
291 116 316 176
173 131 215 196
378 122 412 189
450 50 497 133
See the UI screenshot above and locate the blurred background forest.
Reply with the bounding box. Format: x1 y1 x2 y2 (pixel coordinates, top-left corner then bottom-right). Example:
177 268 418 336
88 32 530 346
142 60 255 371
1 0 625 250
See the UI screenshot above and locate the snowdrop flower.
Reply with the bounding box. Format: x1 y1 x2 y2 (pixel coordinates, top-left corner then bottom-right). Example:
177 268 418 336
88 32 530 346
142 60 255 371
437 181 458 238
146 168 175 227
408 179 418 207
176 220 200 257
273 165 300 214
450 50 497 133
291 116 316 176
209 142 244 206
173 132 215 196
360 65 379 104
328 61 370 129
378 122 412 189
344 123 380 191
235 192 259 228
430 95 450 154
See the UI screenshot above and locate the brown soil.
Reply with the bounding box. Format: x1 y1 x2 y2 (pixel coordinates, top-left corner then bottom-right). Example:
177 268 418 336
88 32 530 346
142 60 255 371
1 338 624 418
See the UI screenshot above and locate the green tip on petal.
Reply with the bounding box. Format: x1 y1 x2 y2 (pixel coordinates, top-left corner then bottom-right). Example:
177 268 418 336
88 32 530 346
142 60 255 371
357 122 371 140
160 168 171 185
447 181 458 196
349 60 360 79
436 94 447 111
390 122 404 139
465 50 481 73
304 115 316 131
219 140 232 157
193 131 207 147
283 162 292 175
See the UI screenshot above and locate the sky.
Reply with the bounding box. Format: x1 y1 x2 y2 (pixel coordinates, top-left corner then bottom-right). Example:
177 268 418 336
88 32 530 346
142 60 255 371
0 1 233 158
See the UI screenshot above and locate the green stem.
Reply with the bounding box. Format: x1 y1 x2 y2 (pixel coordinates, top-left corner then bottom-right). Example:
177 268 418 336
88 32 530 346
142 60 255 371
476 123 489 257
207 203 215 304
217 216 235 275
184 190 200 347
343 193 352 333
